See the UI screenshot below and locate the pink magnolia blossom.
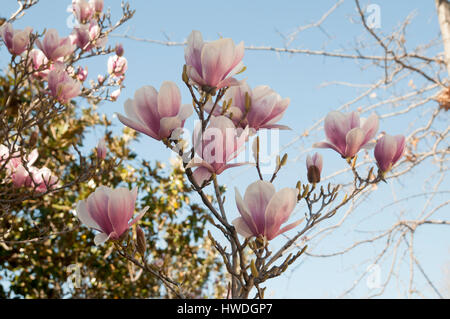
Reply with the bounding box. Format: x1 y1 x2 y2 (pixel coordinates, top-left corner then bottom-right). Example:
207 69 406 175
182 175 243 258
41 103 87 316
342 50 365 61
1 147 57 192
71 21 106 51
75 65 88 81
28 49 50 78
72 0 94 23
374 134 406 173
8 149 38 188
96 138 107 160
117 81 193 141
232 181 302 240
28 166 59 193
36 29 75 61
313 111 379 159
0 22 32 56
2 147 38 175
107 54 128 77
97 74 105 84
110 89 121 101
76 186 149 245
206 81 290 131
306 152 323 183
47 63 81 104
187 116 249 186
90 0 104 13
184 30 244 90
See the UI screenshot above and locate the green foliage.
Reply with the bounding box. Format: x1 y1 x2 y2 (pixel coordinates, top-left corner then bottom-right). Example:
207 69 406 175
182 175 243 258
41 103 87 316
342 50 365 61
0 72 224 298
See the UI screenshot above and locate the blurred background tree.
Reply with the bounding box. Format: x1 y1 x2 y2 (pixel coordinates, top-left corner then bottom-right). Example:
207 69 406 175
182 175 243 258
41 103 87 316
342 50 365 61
0 30 224 299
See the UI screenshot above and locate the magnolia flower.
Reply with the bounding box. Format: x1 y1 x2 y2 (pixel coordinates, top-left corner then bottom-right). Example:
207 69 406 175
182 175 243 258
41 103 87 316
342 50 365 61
306 153 323 183
75 66 88 81
2 148 38 174
72 0 94 23
8 149 38 188
0 22 32 55
76 186 149 245
187 116 249 186
47 63 81 104
206 81 290 131
90 0 104 13
107 55 128 77
232 181 302 240
374 134 406 173
184 30 244 90
110 88 121 101
36 29 75 61
28 49 50 78
96 138 107 160
72 21 106 51
117 81 193 141
313 111 379 159
29 166 58 193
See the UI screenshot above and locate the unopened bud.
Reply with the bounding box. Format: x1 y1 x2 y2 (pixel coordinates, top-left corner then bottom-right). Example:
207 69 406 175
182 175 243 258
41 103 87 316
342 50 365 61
307 165 321 183
96 137 106 160
136 226 146 256
115 43 124 56
182 64 189 83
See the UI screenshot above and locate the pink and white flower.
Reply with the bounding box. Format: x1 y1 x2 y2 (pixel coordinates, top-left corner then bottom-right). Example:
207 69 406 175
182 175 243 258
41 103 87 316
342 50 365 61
47 63 81 104
188 116 249 186
36 29 75 61
71 21 106 51
206 81 290 131
117 81 193 141
374 134 406 173
76 185 149 245
0 22 32 56
313 111 379 159
28 49 50 78
72 0 94 23
232 181 302 240
107 54 128 77
184 30 244 90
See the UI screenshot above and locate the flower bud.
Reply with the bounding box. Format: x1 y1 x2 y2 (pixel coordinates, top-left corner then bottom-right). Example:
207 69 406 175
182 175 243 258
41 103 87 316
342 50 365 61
96 137 106 160
306 153 322 183
136 226 146 256
115 43 124 56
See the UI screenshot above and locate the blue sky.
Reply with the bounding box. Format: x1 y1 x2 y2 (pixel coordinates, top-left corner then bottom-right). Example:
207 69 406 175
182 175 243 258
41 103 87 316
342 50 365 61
1 0 449 298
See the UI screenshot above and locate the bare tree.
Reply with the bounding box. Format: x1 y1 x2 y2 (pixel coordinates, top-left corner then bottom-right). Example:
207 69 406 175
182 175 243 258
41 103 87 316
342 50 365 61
113 0 449 298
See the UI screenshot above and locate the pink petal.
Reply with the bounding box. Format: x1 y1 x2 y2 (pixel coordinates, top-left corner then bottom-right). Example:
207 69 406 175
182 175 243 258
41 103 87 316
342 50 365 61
132 86 160 133
116 112 160 140
361 113 379 145
201 38 235 87
184 30 204 76
159 116 182 139
324 111 348 154
107 187 135 237
275 217 305 238
374 135 397 172
264 187 298 240
192 167 212 186
235 187 258 234
312 141 342 155
243 181 275 234
392 135 406 165
232 217 254 238
344 127 365 158
157 81 181 118
76 200 100 230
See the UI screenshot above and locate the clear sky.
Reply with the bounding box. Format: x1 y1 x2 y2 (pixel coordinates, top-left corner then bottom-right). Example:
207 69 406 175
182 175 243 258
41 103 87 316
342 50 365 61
1 0 448 298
